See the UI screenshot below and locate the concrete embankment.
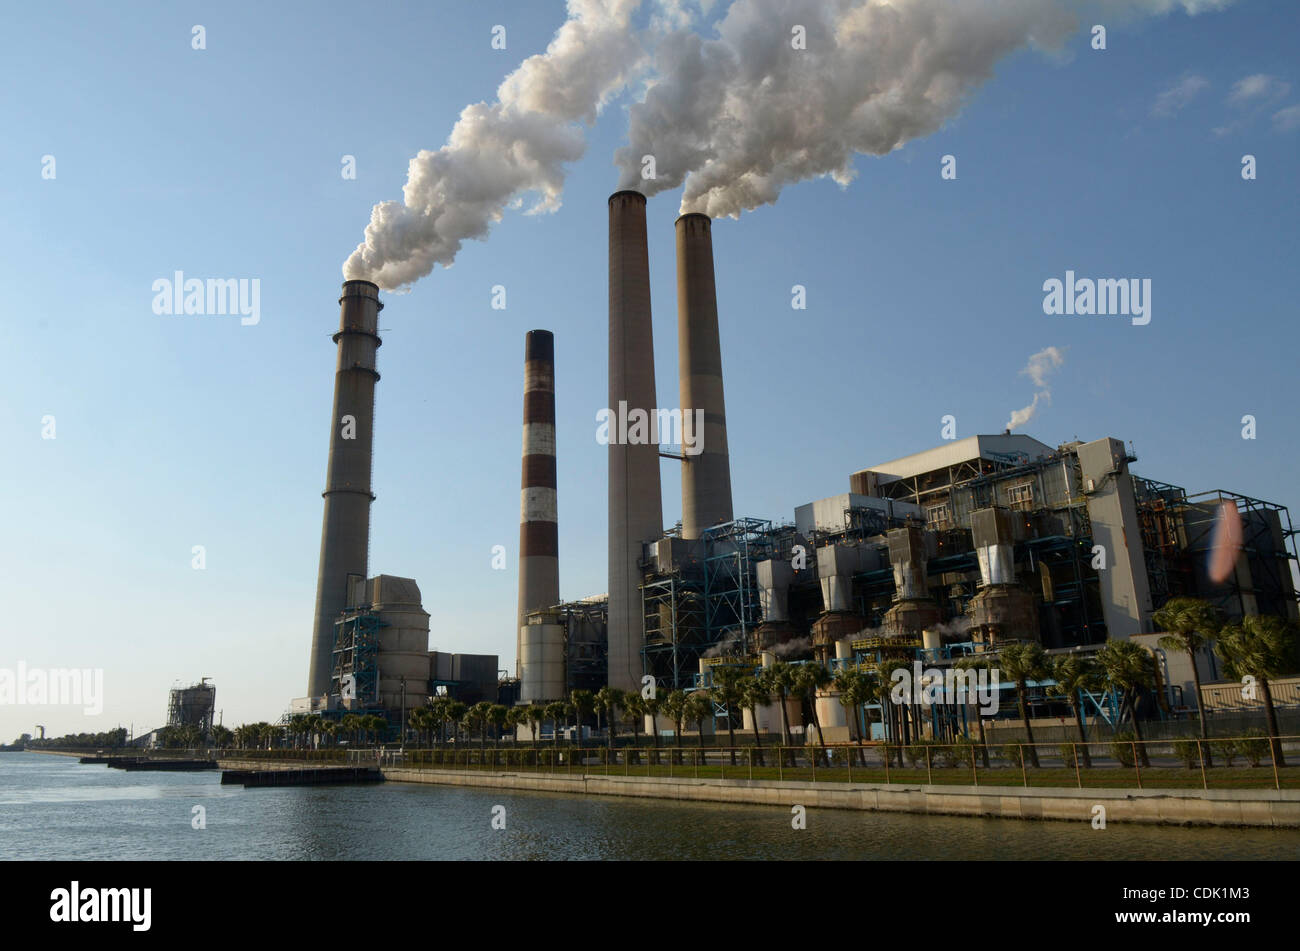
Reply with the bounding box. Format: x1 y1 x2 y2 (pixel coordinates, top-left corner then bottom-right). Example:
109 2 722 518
382 767 1300 829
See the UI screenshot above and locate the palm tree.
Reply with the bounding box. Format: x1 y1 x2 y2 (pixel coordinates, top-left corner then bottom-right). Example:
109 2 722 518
1216 614 1299 768
832 667 869 765
569 690 595 748
526 705 544 745
621 693 645 749
710 667 746 764
740 675 770 766
953 654 993 767
1153 597 1223 766
339 713 361 746
211 724 233 749
1047 653 1101 767
506 706 529 743
661 690 688 763
594 687 624 752
641 694 662 760
488 704 509 743
794 663 832 747
994 641 1047 767
1097 639 1158 767
469 702 493 753
683 692 712 750
447 701 467 748
408 707 425 746
758 663 795 753
543 701 567 747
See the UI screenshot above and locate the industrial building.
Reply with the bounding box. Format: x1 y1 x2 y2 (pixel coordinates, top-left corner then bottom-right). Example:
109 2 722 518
167 679 216 735
512 191 1300 732
296 195 1298 741
291 283 499 728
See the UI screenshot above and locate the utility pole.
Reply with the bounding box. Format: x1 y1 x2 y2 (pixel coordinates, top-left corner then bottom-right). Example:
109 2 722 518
400 677 407 752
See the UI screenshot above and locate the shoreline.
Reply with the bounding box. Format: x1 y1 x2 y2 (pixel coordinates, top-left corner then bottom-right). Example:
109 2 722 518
380 765 1300 829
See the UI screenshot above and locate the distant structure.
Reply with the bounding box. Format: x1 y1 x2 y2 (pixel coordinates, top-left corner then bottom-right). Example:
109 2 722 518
167 679 216 735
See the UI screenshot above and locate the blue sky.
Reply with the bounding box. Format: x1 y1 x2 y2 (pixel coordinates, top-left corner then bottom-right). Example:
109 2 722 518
2 0 1297 738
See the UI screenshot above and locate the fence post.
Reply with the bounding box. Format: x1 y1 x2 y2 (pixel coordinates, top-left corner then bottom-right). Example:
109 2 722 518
883 745 890 786
925 745 932 786
1197 739 1208 791
1074 744 1082 790
1132 742 1142 789
848 747 854 785
970 744 978 787
811 747 817 784
778 747 784 782
1269 734 1281 792
1020 745 1028 788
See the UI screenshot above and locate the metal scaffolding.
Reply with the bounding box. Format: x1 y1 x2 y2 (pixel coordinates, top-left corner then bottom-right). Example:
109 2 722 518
641 573 705 691
166 679 215 734
330 607 386 708
702 518 776 657
1181 489 1300 621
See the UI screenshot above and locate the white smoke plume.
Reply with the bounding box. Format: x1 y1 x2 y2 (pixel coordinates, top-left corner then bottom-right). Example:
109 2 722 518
1006 345 1064 431
343 0 647 290
615 0 1237 217
346 0 1238 288
769 635 812 658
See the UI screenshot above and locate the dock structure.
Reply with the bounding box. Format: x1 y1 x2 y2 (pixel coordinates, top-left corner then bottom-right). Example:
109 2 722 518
77 756 217 771
221 766 383 787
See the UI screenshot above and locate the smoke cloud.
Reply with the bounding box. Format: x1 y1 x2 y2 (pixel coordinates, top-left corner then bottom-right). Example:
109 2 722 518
343 0 646 290
616 0 1237 217
346 0 1238 288
769 636 812 658
1007 345 1064 431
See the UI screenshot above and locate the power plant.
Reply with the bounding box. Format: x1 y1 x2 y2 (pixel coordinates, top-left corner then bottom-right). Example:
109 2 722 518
296 194 1300 741
292 283 499 721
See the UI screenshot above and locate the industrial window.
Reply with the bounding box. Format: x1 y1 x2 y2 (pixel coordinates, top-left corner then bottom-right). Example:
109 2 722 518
926 502 952 530
1006 481 1035 511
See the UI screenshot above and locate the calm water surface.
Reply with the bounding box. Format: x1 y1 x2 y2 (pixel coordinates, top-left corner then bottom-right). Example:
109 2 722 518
2 753 1297 860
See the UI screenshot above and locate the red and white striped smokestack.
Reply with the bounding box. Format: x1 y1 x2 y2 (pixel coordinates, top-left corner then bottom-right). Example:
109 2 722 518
608 191 663 692
307 280 382 699
517 330 560 695
676 212 733 539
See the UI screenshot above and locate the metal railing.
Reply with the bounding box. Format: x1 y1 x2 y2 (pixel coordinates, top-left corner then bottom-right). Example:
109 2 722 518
385 735 1300 791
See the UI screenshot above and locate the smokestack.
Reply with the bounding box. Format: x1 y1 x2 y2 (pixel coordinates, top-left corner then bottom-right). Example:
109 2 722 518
307 280 382 699
608 191 663 691
517 330 560 694
675 213 733 539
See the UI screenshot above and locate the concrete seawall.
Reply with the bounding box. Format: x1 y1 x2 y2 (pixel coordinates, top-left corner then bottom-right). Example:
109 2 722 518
382 767 1300 829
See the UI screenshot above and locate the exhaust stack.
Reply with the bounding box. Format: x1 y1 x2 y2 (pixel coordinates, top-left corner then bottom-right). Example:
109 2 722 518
676 213 734 538
607 191 663 691
517 330 561 699
307 280 382 699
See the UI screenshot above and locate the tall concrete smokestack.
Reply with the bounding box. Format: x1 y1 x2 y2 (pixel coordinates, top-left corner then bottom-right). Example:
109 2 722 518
676 213 733 539
608 191 663 691
307 280 382 699
517 329 561 699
